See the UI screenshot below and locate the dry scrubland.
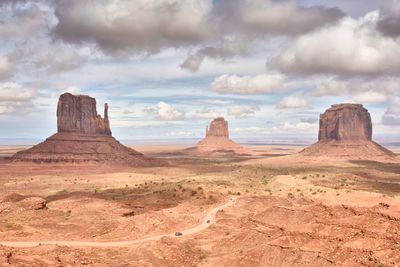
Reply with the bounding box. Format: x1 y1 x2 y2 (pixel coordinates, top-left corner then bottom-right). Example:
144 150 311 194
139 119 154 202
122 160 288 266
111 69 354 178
0 144 398 266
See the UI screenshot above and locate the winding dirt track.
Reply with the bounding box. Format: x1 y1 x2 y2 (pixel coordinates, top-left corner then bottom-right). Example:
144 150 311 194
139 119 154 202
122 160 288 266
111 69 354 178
0 196 238 248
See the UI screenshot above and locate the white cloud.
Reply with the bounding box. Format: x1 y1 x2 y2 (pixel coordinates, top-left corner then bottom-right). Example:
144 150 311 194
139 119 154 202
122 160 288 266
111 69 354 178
277 94 308 109
156 102 185 121
0 105 14 115
271 12 400 76
0 82 36 102
314 78 399 98
52 0 212 56
353 91 388 103
192 108 224 119
210 73 286 94
0 55 14 80
382 97 400 125
228 105 260 118
272 122 318 132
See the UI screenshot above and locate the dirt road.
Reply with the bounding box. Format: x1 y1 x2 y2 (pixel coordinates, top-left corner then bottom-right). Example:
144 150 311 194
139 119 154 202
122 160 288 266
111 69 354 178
0 196 238 248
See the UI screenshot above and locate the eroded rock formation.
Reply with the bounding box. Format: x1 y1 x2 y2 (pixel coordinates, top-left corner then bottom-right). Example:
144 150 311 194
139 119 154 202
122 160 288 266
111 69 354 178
57 93 112 135
206 117 229 138
13 93 164 166
195 117 251 155
318 104 372 141
301 104 395 158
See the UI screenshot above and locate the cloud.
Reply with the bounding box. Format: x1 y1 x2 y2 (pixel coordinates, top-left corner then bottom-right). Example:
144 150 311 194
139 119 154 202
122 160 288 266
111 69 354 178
377 0 400 37
277 94 308 109
0 105 14 115
49 0 344 73
0 4 51 39
0 55 14 80
192 108 224 119
155 102 185 121
272 122 318 132
0 82 37 115
213 0 345 37
0 82 36 102
180 40 249 72
353 91 388 103
271 12 400 76
51 0 212 57
210 73 286 94
314 78 398 101
228 105 260 118
382 97 400 125
300 117 318 124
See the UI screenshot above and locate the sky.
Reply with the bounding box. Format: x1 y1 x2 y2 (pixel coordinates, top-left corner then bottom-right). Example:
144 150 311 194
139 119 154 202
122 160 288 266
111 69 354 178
0 0 400 143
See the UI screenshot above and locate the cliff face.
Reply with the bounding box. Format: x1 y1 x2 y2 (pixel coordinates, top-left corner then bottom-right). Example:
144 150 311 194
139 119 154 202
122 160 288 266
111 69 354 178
196 117 251 155
318 104 372 141
206 117 229 138
57 93 112 135
301 103 395 158
13 93 165 166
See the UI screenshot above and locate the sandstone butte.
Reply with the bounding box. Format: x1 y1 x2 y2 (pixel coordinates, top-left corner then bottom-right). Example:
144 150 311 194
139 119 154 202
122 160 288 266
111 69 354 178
195 117 251 155
301 103 396 158
13 93 164 166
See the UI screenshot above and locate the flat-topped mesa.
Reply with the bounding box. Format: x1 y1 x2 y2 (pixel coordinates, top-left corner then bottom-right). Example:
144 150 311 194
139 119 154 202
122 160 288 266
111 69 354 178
301 103 396 158
206 117 229 138
57 93 112 135
318 103 372 141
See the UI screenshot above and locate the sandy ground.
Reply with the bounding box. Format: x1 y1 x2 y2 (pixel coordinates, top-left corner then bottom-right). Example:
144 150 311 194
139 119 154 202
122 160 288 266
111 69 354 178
0 144 399 266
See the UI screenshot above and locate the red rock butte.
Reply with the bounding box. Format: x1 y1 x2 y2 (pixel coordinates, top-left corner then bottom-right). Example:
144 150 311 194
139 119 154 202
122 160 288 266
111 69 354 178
301 103 396 158
195 117 251 155
13 93 164 166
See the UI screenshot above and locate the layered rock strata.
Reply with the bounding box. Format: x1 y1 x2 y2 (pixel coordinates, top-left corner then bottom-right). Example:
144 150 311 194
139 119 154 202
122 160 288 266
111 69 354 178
196 117 251 155
301 104 395 158
13 93 164 166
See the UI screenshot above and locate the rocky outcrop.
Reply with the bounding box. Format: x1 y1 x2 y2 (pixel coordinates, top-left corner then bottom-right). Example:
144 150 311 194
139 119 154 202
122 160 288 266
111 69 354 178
318 104 372 141
195 117 251 155
206 117 229 138
57 93 112 135
13 93 165 166
301 103 395 158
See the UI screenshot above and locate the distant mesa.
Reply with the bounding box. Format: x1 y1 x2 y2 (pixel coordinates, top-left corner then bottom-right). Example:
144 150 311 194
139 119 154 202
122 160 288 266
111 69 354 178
301 103 396 158
195 117 251 155
13 93 164 166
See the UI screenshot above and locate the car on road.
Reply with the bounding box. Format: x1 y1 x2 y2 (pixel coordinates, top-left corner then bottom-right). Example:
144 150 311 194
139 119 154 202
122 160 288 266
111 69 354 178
175 232 183 237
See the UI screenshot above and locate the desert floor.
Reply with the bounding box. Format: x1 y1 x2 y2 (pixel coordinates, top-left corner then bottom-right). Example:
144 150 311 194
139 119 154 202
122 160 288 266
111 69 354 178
0 144 400 266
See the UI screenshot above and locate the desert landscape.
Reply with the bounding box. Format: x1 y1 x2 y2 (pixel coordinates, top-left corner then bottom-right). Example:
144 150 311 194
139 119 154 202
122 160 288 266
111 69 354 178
0 95 399 266
1 1 400 266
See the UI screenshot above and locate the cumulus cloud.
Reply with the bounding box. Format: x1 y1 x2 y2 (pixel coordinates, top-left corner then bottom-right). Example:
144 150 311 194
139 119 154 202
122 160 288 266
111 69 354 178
272 122 318 132
210 73 286 94
213 0 344 37
0 82 37 115
0 82 36 102
155 102 185 121
382 97 400 125
0 4 51 39
271 12 400 76
33 44 87 74
192 108 224 119
49 0 344 73
228 105 260 118
314 78 398 102
0 55 14 80
52 0 212 56
377 0 400 37
277 95 308 109
180 40 249 72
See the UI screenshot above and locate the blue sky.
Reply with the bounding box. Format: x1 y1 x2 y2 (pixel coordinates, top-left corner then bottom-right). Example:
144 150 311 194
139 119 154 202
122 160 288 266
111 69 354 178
0 0 399 143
